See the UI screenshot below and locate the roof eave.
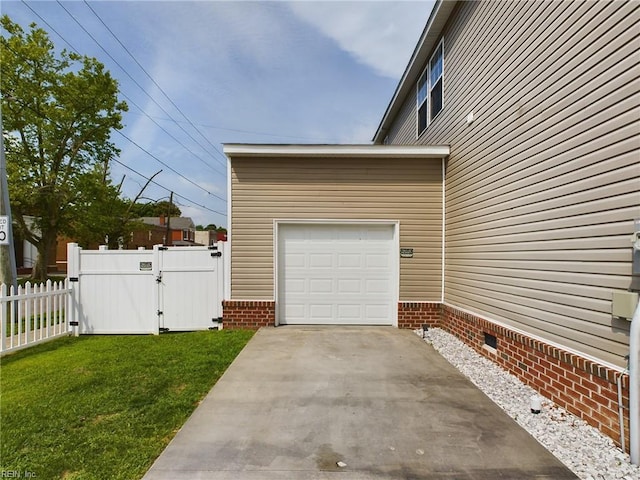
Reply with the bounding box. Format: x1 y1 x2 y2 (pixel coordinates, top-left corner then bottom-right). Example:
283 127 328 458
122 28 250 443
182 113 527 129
223 144 450 159
372 0 458 144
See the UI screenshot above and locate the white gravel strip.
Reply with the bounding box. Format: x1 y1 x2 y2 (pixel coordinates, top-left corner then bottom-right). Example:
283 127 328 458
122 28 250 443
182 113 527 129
417 328 640 480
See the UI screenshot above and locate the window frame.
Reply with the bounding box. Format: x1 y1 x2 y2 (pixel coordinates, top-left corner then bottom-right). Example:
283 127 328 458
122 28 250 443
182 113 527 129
416 38 444 137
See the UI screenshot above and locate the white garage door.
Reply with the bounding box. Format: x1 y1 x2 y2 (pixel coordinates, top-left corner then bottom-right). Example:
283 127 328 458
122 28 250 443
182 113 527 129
277 223 397 325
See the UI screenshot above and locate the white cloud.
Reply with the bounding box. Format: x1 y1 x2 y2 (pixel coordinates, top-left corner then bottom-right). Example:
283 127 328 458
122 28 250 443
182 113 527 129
288 1 434 79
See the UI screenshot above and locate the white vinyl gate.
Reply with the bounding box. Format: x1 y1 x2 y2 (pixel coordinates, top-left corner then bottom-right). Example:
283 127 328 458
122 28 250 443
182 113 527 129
67 243 226 334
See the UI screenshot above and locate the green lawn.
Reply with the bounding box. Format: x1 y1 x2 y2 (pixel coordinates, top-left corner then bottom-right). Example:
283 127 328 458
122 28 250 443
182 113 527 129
0 330 254 480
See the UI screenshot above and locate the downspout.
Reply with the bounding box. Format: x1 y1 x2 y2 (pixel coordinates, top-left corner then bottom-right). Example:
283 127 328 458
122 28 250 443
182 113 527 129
630 299 640 464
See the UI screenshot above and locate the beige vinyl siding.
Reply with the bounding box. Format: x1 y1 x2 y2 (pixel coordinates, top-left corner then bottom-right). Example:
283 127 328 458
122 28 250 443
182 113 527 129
384 0 640 366
231 157 442 301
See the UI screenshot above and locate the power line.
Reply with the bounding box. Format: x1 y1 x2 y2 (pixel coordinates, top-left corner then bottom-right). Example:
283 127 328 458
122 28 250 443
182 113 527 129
82 0 229 166
114 92 226 177
126 111 341 143
37 0 226 175
2 39 219 196
20 0 79 53
11 1 227 215
111 158 226 217
55 0 227 170
115 130 226 203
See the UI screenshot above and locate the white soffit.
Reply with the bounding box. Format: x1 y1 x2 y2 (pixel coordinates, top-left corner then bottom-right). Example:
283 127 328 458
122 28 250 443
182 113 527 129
223 144 450 159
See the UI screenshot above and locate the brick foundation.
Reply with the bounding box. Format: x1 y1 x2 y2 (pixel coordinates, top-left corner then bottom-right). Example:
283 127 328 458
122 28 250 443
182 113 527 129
397 302 442 329
222 300 275 329
440 305 630 452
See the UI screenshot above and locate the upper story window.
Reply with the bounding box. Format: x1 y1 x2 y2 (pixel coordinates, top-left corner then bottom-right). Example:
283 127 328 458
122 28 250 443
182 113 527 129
417 39 444 136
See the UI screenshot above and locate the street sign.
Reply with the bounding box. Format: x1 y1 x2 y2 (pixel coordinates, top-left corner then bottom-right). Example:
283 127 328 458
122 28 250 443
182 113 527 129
0 216 9 245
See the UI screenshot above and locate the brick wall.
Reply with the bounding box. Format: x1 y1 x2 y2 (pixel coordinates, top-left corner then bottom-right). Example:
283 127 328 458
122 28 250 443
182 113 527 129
397 302 442 329
441 305 629 451
222 300 275 329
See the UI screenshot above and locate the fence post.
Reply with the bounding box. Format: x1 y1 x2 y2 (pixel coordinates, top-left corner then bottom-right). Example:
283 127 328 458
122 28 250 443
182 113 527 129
67 243 80 336
152 244 161 335
221 241 230 301
0 284 6 353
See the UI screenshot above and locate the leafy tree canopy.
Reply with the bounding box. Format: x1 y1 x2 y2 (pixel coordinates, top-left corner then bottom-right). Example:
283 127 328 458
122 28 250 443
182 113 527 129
129 200 181 218
1 15 128 278
195 224 226 232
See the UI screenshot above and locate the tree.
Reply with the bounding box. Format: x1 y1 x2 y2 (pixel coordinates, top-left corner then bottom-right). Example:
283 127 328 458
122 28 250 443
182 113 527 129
1 16 127 280
70 169 132 249
129 200 181 218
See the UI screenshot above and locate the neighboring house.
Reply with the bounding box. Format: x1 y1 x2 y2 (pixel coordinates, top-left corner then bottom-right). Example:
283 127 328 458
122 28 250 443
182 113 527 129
13 216 59 274
223 1 639 451
194 229 227 247
14 215 203 273
135 216 199 247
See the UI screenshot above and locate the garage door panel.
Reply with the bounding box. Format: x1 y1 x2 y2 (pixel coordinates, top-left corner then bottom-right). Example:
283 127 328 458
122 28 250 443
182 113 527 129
310 253 333 268
338 254 361 268
285 279 306 293
337 279 362 293
338 254 362 268
310 279 333 293
366 304 392 322
366 253 390 268
309 304 333 320
285 303 305 318
366 279 390 294
287 254 306 267
278 223 396 325
337 304 362 320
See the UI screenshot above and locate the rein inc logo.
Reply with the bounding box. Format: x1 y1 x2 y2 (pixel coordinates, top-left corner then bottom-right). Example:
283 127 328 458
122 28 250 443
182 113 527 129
0 472 36 478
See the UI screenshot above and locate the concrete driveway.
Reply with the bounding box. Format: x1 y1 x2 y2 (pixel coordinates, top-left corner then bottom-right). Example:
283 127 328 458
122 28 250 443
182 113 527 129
143 327 577 479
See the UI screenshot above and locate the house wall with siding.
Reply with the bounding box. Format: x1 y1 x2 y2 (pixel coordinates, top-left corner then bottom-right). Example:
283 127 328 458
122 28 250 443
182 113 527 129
383 0 640 368
230 157 443 302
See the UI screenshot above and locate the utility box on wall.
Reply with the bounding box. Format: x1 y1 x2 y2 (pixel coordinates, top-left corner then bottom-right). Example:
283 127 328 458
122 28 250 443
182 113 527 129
612 291 639 320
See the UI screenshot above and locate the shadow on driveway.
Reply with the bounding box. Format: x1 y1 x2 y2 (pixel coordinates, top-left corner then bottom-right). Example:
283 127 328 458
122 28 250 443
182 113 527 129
143 327 577 479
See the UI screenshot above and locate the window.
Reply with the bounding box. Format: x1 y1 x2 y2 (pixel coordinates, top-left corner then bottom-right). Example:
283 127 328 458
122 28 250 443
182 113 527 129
417 71 428 134
430 42 443 120
417 39 444 136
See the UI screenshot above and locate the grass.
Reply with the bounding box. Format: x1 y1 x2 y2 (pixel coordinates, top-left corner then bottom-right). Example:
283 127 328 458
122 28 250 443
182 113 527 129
0 330 254 480
4 314 66 337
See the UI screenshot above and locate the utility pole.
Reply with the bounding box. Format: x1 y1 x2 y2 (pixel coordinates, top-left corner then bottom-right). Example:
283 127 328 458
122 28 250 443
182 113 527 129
165 191 173 246
0 108 18 290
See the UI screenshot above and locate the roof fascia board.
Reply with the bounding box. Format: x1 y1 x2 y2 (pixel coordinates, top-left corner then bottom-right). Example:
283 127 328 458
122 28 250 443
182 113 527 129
372 0 458 144
223 144 450 159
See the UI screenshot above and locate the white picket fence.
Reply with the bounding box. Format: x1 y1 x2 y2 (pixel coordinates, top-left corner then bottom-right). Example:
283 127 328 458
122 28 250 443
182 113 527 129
0 279 72 355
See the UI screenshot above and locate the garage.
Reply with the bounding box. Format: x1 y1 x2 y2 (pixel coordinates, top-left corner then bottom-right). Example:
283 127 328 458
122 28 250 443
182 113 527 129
224 145 447 329
277 223 398 325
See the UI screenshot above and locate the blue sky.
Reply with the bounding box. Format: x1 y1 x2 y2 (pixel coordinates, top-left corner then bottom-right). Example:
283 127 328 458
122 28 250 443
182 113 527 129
2 1 434 228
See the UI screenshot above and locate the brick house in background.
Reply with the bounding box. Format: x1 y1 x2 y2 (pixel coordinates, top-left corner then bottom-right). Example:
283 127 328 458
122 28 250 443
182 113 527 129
15 215 204 273
194 229 228 247
131 216 199 248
